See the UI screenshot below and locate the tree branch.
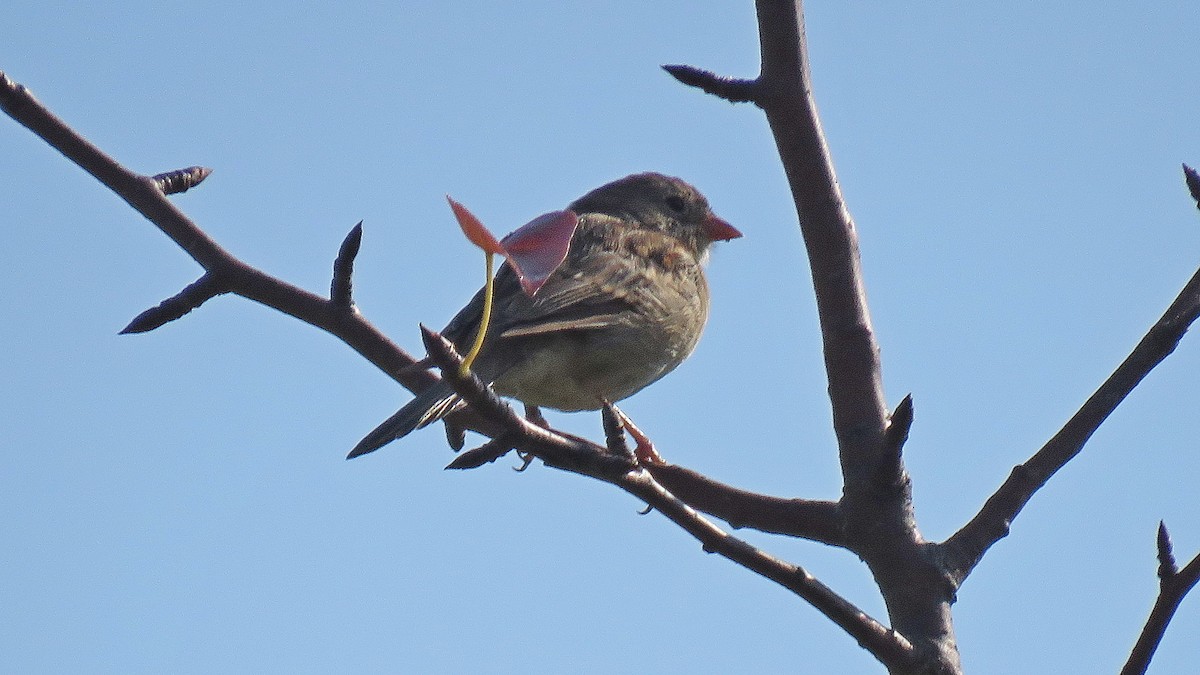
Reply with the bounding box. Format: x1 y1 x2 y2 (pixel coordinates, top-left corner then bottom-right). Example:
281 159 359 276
1121 523 1200 675
419 325 918 670
0 70 441 398
668 4 889 476
2 66 903 665
643 463 844 546
944 255 1200 586
753 1 890 477
668 3 954 670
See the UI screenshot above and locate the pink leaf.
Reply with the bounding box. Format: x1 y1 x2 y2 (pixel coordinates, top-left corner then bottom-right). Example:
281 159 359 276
446 196 505 255
500 210 579 296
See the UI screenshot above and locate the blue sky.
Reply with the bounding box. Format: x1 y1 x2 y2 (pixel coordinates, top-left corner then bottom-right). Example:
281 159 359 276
3 3 1199 673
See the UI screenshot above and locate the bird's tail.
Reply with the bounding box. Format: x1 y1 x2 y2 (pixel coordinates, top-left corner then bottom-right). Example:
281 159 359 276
347 381 462 459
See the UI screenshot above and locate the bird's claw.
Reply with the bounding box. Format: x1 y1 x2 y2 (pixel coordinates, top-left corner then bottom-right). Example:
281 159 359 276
611 406 666 466
513 451 536 472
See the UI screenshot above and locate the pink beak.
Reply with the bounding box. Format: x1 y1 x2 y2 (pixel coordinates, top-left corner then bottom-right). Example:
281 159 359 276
704 214 742 242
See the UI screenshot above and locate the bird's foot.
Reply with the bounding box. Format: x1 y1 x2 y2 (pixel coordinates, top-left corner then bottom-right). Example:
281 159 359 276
610 405 666 466
510 404 548 471
523 403 550 429
514 451 536 472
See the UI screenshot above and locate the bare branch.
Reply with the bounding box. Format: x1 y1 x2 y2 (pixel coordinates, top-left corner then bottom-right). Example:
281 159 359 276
646 463 844 545
2 75 866 642
419 324 917 670
0 70 440 399
669 4 959 669
668 5 891 480
1121 523 1200 675
944 263 1200 585
751 1 890 477
621 470 919 670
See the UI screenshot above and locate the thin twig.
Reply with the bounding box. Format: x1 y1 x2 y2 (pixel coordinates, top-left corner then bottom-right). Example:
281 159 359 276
944 264 1200 586
643 463 844 546
1121 523 1200 675
0 70 438 398
418 324 917 669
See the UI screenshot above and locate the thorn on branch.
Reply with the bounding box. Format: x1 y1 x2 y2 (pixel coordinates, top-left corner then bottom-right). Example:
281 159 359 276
151 166 212 195
445 435 516 470
331 221 363 308
1157 521 1179 580
885 395 914 455
875 394 914 488
1183 164 1200 211
661 64 759 104
119 273 226 334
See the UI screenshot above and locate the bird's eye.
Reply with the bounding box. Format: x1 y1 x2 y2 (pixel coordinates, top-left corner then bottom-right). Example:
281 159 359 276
665 195 686 213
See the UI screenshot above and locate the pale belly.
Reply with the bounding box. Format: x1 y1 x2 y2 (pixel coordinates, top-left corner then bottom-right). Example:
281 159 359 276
491 325 697 411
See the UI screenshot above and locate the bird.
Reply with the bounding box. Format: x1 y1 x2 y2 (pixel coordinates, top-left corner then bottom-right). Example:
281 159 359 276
348 172 741 459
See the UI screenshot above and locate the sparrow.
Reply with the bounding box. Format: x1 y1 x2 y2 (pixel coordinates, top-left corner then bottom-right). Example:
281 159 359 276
348 172 741 458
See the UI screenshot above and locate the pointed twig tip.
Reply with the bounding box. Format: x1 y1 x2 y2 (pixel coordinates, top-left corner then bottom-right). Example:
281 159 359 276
418 323 439 344
885 394 914 449
1182 163 1200 210
1156 521 1178 579
661 64 759 104
446 436 515 470
331 221 364 307
120 274 223 334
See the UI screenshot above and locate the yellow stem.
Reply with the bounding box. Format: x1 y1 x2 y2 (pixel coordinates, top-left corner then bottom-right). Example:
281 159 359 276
460 251 494 376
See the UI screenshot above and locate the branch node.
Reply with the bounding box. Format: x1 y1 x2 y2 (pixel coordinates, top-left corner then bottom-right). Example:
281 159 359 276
120 273 226 334
661 64 759 104
151 166 213 195
331 221 364 308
